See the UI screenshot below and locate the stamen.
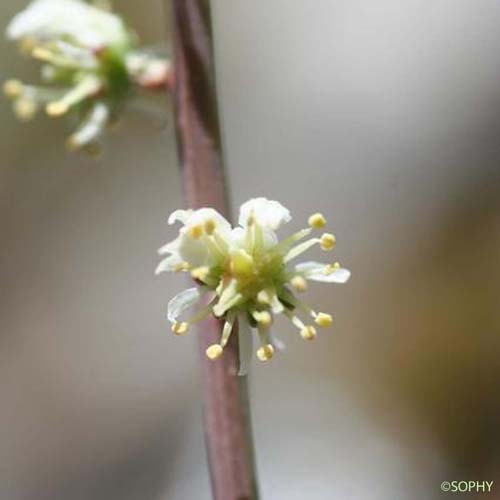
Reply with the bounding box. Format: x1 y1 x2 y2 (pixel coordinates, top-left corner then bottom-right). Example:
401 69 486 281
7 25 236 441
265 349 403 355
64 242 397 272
270 295 284 314
252 220 264 252
204 219 216 235
314 313 333 327
290 275 308 292
206 344 223 360
213 279 243 317
257 344 274 361
173 261 190 273
191 266 210 281
204 236 225 261
32 46 82 69
320 233 336 251
301 326 317 341
31 46 54 61
324 262 341 275
46 75 101 117
308 213 326 229
66 102 109 150
291 299 332 330
18 37 37 55
256 321 274 362
284 309 316 340
46 101 69 117
276 228 312 253
252 310 273 328
257 289 273 306
14 98 37 121
284 309 306 330
171 322 189 335
3 79 23 98
284 238 320 263
212 230 229 254
187 224 204 239
245 220 253 250
257 288 284 314
53 41 97 69
220 311 237 347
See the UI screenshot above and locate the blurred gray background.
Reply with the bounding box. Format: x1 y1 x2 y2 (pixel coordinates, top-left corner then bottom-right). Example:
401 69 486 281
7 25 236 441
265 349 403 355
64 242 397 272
1 1 500 499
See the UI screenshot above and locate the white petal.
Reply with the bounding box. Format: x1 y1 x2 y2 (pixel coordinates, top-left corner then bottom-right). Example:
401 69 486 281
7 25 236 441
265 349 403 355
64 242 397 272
167 287 201 323
237 316 254 376
6 0 128 48
262 228 279 248
238 198 291 230
159 232 212 267
295 261 351 283
168 209 192 225
230 226 278 250
155 254 182 275
68 102 108 148
187 208 232 237
158 235 181 255
229 227 245 247
176 233 209 266
310 267 351 283
293 261 324 273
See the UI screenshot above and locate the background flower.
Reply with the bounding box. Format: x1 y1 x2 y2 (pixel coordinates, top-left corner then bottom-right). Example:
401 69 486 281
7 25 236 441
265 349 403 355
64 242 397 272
3 0 171 152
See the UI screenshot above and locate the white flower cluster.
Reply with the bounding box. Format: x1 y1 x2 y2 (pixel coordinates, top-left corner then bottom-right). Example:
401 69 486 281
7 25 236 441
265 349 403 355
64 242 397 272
156 198 350 374
4 0 171 152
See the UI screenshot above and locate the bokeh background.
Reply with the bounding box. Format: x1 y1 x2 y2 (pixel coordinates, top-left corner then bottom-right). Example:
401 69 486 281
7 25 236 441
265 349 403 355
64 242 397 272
2 1 500 499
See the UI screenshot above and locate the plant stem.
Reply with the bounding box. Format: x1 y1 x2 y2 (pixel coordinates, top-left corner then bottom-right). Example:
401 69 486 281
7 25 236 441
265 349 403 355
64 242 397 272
169 1 259 499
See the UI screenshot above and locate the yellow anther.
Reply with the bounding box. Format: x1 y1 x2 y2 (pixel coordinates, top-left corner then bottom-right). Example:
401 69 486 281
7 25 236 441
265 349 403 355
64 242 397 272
320 233 336 251
19 37 37 55
3 79 23 98
257 289 273 305
65 135 80 152
257 344 275 361
188 224 204 239
300 325 317 341
290 275 308 292
46 101 69 117
191 266 210 281
324 262 341 275
253 311 272 327
14 98 36 122
32 46 53 61
206 344 223 360
315 313 333 327
173 261 190 273
204 219 216 235
308 213 327 229
171 322 189 335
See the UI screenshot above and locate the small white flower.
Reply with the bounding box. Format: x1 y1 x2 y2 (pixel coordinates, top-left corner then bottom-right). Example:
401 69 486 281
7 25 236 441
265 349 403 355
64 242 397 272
7 0 128 49
157 198 351 374
3 0 171 152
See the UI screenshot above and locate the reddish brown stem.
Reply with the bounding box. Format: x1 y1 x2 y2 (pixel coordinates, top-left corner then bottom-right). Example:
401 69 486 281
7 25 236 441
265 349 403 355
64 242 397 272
169 1 259 499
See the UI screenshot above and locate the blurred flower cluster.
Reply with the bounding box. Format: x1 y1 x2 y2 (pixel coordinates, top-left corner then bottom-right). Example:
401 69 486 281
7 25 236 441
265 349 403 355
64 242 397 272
156 198 350 374
3 0 171 153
